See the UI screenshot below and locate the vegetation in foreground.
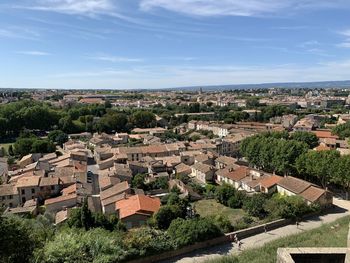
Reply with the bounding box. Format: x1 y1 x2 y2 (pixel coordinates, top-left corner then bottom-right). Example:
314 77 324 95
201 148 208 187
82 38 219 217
205 215 349 263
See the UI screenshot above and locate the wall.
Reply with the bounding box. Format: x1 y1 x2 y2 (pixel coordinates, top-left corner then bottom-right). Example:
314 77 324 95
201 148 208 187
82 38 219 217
128 218 292 263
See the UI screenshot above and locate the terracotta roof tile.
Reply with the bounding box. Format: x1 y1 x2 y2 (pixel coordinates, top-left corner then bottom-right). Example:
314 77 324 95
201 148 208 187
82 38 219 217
115 194 161 219
300 186 326 202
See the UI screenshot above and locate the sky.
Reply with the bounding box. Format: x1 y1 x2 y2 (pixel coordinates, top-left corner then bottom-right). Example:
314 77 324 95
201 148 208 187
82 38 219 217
1 0 350 90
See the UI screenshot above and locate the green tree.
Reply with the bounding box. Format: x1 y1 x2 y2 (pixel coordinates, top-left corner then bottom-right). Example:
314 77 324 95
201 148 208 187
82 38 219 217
8 144 14 156
167 218 223 248
332 155 350 200
296 150 339 188
131 111 156 128
154 205 183 230
243 193 268 218
132 174 146 189
81 199 94 230
0 215 36 263
290 131 319 149
48 130 68 146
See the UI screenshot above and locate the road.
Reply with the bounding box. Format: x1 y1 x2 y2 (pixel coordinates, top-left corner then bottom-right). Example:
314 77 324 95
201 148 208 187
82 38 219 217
162 197 350 263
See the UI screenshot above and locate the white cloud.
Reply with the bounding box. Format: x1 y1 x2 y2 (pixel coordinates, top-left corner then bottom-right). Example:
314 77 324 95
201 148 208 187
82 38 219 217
87 55 143 63
337 30 350 48
27 0 115 16
16 51 51 56
0 27 40 40
140 0 349 17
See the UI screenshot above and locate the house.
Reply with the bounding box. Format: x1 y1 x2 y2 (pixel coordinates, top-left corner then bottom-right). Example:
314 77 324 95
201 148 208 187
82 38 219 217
174 163 192 177
215 156 238 169
16 176 41 205
191 163 216 184
277 176 313 196
39 176 61 199
45 193 78 213
299 186 333 207
115 194 161 229
18 153 41 168
259 175 283 194
277 176 332 207
100 181 131 213
0 185 19 208
216 166 249 188
168 179 201 201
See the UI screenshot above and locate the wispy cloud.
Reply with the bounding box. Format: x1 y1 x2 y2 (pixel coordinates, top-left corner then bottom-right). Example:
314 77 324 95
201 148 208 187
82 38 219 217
16 51 51 56
0 27 40 40
140 0 350 17
87 54 143 63
22 0 115 17
336 29 350 48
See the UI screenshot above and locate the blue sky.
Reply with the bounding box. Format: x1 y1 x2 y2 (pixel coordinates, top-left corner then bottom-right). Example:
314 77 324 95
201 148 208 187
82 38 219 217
1 0 350 89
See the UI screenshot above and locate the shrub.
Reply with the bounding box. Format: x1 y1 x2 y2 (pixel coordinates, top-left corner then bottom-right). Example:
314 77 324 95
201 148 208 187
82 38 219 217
243 193 268 218
167 218 223 248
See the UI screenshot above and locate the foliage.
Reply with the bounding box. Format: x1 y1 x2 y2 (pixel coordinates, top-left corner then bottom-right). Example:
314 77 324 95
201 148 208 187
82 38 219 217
332 121 350 139
130 111 156 128
295 150 339 188
242 193 269 218
48 130 68 146
240 133 308 175
0 215 37 263
154 205 184 229
215 184 237 206
290 131 319 149
167 217 223 248
14 136 56 156
66 200 119 231
264 195 314 220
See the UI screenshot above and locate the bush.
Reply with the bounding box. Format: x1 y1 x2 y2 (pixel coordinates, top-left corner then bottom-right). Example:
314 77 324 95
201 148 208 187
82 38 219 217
227 191 247 209
215 184 236 206
243 193 269 218
167 218 223 248
210 215 234 233
264 195 312 220
154 205 183 230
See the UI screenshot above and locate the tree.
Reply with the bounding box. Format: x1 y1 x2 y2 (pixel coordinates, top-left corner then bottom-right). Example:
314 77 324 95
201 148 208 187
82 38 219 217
131 111 156 128
8 144 14 156
215 184 236 206
48 130 68 146
332 155 350 200
31 139 56 153
167 218 223 248
0 215 37 263
81 199 94 230
243 193 268 218
132 174 146 189
290 131 319 149
154 205 183 230
296 150 339 188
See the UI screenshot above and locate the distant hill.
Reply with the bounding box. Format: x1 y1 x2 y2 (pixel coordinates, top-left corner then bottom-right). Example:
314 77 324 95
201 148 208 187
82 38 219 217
165 80 350 92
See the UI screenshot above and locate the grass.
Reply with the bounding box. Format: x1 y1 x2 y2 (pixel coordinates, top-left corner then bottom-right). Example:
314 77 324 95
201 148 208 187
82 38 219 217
194 199 247 225
205 215 350 263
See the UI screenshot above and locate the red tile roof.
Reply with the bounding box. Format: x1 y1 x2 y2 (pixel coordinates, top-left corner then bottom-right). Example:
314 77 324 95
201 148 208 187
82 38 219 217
312 130 339 139
217 166 249 182
115 194 161 219
300 186 326 202
259 175 283 189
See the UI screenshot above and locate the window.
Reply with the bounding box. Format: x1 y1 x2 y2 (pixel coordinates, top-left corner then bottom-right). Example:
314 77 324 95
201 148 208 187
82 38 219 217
51 185 55 190
9 203 12 208
31 188 35 194
8 195 12 200
22 197 26 203
21 189 25 195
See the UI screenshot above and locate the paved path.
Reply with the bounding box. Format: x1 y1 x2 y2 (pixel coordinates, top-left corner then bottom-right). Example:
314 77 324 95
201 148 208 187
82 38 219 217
163 198 350 263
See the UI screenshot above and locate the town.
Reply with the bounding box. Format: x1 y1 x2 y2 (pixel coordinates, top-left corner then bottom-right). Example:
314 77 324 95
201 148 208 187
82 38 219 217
1 87 350 262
